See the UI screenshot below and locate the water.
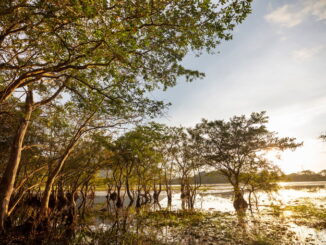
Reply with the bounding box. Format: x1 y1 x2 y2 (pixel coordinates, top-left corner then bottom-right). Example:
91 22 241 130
91 181 326 244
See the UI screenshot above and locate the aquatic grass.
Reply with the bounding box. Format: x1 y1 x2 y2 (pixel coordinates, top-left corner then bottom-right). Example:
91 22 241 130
284 202 326 229
269 204 282 217
138 210 206 228
286 204 326 219
251 236 274 245
72 228 169 245
67 209 303 245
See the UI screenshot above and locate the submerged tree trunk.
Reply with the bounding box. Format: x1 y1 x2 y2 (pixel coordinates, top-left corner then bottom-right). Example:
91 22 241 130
116 186 123 208
165 182 172 208
153 182 162 205
180 180 187 210
164 170 172 208
233 189 248 212
233 185 248 223
125 176 133 207
0 90 33 231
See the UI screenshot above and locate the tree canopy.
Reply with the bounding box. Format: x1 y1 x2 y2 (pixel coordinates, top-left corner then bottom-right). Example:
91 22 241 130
190 111 302 213
0 0 252 102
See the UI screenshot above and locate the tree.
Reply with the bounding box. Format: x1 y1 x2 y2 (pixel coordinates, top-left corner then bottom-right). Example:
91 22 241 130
319 170 326 177
106 123 166 209
191 111 302 216
0 0 253 230
240 165 283 213
165 127 204 209
0 0 252 102
0 0 253 231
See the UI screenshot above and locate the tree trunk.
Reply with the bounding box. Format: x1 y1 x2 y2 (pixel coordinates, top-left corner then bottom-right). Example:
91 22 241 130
0 90 33 231
248 191 253 213
125 176 133 205
153 182 162 204
40 175 55 216
40 112 94 217
116 186 123 208
180 180 186 210
40 144 76 216
233 185 248 222
164 171 172 208
167 190 172 208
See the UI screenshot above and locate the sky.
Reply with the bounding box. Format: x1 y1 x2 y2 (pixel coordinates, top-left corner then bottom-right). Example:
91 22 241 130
151 0 326 174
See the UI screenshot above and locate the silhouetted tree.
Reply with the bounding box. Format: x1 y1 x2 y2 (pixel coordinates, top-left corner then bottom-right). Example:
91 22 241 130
191 111 302 217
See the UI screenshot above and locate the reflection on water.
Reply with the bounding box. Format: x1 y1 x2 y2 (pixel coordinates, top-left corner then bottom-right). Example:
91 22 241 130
290 223 326 245
93 182 326 212
91 181 326 244
154 182 326 213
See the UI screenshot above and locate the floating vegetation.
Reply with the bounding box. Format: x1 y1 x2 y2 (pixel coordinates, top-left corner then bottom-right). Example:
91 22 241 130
68 210 301 245
284 202 326 229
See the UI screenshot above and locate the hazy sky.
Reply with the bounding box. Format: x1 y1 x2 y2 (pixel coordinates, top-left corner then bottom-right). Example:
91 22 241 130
151 0 326 173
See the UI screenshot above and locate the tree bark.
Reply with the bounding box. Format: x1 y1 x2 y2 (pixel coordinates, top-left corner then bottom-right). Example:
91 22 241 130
0 90 33 231
233 185 248 222
164 171 172 208
125 176 134 206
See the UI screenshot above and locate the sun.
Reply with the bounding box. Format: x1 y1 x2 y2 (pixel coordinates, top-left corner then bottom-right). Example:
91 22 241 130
262 139 324 174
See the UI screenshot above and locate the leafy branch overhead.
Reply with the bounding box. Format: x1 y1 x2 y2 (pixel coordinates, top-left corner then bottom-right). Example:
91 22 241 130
0 0 252 102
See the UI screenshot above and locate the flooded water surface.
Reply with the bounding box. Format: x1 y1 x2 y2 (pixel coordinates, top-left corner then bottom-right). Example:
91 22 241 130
86 181 326 245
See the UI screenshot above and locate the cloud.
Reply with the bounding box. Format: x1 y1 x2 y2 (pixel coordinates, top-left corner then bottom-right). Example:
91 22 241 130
292 45 324 61
309 0 326 20
265 0 326 28
265 5 306 27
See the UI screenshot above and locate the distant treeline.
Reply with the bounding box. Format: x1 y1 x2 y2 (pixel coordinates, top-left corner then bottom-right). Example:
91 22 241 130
171 171 229 184
172 170 326 184
285 170 326 182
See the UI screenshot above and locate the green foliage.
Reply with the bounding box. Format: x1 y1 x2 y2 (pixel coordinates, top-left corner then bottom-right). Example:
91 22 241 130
269 204 282 217
190 111 302 187
285 203 326 221
139 210 205 228
100 122 169 190
242 168 283 193
0 0 252 103
0 0 253 202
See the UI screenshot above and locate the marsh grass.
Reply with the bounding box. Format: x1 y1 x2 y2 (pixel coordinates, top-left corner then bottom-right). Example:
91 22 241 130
138 209 206 228
284 202 326 229
70 210 299 245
